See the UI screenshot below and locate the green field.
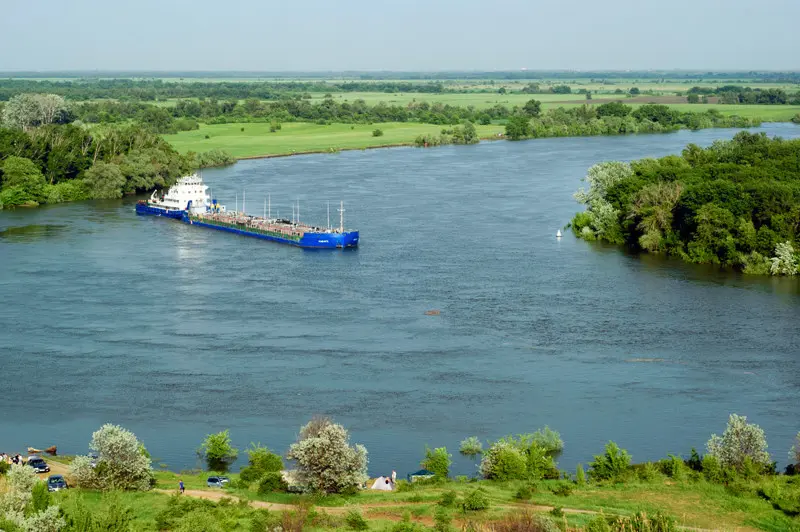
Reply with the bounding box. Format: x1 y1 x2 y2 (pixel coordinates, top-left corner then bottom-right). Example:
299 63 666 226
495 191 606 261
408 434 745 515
165 122 505 158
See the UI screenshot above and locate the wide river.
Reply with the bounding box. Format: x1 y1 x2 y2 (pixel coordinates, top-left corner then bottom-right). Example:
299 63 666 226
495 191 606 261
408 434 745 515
2 124 799 476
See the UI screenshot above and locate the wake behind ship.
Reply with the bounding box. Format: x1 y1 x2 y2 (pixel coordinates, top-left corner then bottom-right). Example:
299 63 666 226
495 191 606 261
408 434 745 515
136 174 359 249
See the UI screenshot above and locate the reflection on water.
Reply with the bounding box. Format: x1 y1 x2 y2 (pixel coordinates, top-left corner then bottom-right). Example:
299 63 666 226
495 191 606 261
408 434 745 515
1 124 799 476
0 224 67 242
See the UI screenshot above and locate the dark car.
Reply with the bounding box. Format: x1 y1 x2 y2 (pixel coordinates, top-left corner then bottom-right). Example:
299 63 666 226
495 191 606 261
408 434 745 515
47 475 68 492
27 458 50 473
206 476 230 488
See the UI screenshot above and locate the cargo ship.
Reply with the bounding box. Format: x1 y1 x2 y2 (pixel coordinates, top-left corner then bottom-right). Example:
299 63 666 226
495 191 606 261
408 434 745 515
135 174 211 218
184 199 359 249
136 173 359 249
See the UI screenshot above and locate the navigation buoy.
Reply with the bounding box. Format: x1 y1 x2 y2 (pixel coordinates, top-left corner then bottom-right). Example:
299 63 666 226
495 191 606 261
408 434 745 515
556 230 562 238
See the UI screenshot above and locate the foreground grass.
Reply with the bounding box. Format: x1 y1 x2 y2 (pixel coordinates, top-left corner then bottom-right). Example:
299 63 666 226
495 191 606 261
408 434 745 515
164 121 504 158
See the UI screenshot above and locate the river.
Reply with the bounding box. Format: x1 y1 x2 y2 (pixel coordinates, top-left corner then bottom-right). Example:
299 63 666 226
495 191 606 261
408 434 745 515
1 123 799 475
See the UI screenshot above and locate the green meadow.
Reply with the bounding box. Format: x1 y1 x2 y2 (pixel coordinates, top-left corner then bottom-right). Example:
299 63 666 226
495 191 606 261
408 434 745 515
165 122 504 158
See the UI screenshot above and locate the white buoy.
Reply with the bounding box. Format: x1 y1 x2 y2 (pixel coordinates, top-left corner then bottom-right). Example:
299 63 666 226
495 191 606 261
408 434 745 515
556 230 562 238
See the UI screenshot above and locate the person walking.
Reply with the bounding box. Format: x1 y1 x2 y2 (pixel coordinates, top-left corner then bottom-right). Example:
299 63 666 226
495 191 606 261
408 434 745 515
179 480 185 494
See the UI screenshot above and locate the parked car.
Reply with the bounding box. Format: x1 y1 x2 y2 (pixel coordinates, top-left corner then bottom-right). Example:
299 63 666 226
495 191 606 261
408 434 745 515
27 458 50 473
47 475 68 492
206 476 230 488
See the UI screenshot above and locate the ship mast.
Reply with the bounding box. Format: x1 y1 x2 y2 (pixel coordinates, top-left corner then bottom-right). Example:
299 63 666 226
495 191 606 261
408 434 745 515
268 193 271 220
327 201 331 231
235 193 238 213
338 201 345 233
263 197 266 219
243 190 246 214
297 199 300 225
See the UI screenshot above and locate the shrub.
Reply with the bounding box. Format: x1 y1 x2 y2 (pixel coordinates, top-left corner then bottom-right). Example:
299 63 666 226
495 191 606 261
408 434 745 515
438 490 458 507
0 461 9 475
240 443 283 482
575 464 586 485
461 488 490 511
421 447 451 479
433 506 453 532
493 511 559 532
70 423 153 490
198 429 238 472
637 462 660 482
345 510 369 531
258 471 288 494
84 161 126 199
549 482 573 497
193 149 236 168
287 416 368 494
513 485 533 500
530 427 564 456
459 437 483 458
372 128 384 137
204 134 210 139
589 441 631 481
479 441 527 480
706 414 771 471
549 506 564 518
658 454 685 479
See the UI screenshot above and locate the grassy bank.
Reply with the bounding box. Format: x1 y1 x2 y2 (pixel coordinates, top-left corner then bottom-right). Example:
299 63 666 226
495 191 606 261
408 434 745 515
164 122 504 159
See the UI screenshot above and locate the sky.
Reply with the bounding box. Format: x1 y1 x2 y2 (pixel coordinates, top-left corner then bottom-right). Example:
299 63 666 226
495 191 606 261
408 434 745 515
1 0 799 72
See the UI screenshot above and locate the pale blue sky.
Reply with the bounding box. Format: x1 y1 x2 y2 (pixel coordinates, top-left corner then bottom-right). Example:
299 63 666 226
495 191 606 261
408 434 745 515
1 0 798 71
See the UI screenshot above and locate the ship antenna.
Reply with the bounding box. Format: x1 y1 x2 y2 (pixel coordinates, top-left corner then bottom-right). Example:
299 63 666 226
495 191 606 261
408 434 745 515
327 201 331 231
243 189 246 215
268 193 271 220
263 197 266 219
291 202 295 224
236 193 238 214
339 201 344 233
297 198 300 225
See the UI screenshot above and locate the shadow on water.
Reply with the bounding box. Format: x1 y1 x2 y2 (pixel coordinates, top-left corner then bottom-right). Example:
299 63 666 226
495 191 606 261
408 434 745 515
0 224 68 242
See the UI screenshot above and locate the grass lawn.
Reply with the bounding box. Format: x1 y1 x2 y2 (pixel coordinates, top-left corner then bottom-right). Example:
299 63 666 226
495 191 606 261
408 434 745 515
164 121 504 159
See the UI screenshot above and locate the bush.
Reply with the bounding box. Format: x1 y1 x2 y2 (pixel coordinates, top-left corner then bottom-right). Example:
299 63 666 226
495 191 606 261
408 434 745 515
345 510 369 531
549 506 564 518
706 414 771 472
438 490 458 507
530 427 564 456
433 506 453 532
589 441 631 482
84 161 126 199
479 441 527 480
421 447 451 479
240 443 284 482
513 485 533 500
198 429 238 472
576 463 586 485
287 416 368 494
70 423 153 490
658 454 685 479
459 437 483 457
549 482 573 497
0 461 9 475
258 471 288 494
461 488 490 511
493 511 559 532
193 149 236 168
637 462 661 482
372 128 384 137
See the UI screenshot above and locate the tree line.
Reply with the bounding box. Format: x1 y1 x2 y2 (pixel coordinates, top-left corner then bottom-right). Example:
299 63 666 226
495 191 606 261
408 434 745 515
0 94 233 209
687 85 800 105
503 102 758 141
571 131 800 275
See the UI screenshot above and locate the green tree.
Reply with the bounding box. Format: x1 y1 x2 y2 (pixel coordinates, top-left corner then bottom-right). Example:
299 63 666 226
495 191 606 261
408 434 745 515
522 99 542 117
629 87 640 95
421 447 452 479
687 93 700 104
198 429 239 472
596 102 632 118
239 443 284 482
83 162 126 199
505 115 531 140
589 441 631 481
706 414 771 471
1 155 46 204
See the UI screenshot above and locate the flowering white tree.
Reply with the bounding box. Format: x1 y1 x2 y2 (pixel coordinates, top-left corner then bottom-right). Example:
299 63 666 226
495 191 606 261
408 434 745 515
706 414 771 470
770 241 798 276
70 423 153 491
791 432 800 465
573 161 632 240
1 93 68 131
0 464 65 531
287 417 368 494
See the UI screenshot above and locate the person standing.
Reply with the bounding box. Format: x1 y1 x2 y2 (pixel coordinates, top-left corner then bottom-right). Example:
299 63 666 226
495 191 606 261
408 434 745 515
391 470 397 484
179 480 185 494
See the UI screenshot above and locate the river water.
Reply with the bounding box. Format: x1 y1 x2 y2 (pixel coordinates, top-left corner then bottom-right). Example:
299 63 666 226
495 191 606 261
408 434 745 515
2 124 799 475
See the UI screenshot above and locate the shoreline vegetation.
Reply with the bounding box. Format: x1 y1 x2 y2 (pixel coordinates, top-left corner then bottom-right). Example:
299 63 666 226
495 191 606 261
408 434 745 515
569 131 800 276
1 414 799 531
1 74 800 209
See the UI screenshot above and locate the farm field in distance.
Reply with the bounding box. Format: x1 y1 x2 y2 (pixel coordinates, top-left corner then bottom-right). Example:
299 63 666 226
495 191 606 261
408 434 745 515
165 121 505 158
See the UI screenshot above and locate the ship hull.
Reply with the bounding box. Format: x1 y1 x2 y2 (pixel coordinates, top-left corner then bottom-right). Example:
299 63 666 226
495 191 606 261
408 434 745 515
183 214 358 249
135 203 185 219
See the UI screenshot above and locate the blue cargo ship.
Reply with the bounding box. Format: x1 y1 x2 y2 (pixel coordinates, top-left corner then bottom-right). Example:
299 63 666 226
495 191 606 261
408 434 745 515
136 174 359 249
184 199 359 249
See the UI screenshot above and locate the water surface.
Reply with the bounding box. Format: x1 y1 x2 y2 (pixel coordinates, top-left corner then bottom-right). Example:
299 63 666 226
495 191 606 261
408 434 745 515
2 124 799 474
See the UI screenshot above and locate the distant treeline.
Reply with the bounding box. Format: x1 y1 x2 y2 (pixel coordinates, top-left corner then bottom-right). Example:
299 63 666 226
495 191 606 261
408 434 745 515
72 97 515 130
0 79 448 102
504 102 759 141
571 132 800 275
688 85 800 104
5 70 800 81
